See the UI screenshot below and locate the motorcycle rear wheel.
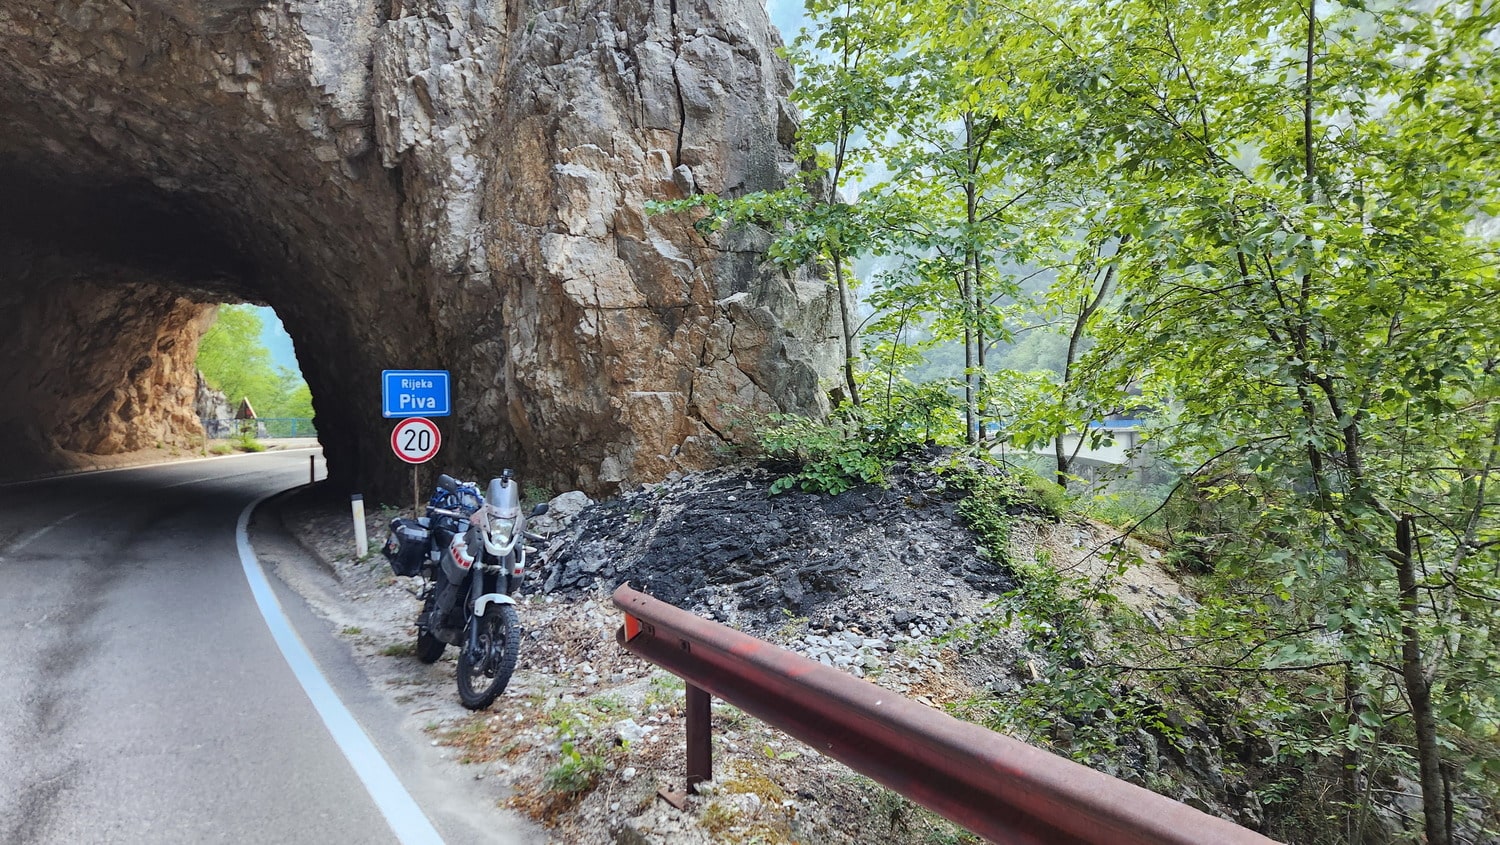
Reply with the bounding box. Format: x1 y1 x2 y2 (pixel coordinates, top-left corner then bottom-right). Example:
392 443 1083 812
456 604 520 710
415 630 446 664
415 595 446 664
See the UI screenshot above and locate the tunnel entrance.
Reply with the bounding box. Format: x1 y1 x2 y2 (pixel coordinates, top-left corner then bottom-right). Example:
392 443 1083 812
0 160 379 490
0 0 841 499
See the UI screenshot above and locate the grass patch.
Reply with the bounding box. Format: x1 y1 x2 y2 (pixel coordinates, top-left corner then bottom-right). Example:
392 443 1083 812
234 439 266 453
585 693 627 716
439 716 507 764
644 673 685 710
341 626 363 636
724 763 787 805
379 642 416 657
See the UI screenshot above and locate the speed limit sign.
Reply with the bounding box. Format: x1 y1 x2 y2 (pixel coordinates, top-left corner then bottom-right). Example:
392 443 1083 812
391 417 441 464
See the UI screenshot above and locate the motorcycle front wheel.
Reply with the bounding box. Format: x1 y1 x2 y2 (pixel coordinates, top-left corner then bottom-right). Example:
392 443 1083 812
456 604 520 710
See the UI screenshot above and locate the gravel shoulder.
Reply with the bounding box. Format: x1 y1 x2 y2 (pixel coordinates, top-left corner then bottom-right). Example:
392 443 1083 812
264 463 1141 845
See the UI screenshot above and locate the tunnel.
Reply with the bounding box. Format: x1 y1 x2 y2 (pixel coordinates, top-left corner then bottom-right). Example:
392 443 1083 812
0 0 841 498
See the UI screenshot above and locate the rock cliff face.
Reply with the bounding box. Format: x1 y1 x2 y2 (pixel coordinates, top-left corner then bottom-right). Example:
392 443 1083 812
0 269 213 461
0 0 837 494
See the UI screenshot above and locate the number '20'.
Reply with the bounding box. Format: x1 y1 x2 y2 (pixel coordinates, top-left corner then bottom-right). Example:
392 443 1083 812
403 428 432 452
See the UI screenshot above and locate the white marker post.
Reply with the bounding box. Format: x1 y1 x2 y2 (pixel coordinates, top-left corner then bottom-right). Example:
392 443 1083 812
351 494 368 558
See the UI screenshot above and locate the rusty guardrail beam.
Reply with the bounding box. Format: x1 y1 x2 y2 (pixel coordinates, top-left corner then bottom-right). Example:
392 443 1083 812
612 583 1279 845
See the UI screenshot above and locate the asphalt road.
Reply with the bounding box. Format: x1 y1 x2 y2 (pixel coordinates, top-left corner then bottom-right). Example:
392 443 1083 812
0 450 531 845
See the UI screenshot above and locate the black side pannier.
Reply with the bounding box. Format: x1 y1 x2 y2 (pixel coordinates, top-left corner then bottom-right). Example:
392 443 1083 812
382 517 431 577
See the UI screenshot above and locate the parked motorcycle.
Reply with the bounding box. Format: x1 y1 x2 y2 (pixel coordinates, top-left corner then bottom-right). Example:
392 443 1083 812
382 469 546 709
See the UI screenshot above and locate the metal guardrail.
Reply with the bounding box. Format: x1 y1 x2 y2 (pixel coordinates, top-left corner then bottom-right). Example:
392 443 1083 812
612 583 1280 845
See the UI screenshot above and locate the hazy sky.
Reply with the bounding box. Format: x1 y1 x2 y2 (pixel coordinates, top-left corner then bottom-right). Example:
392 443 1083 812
254 306 300 374
766 0 809 42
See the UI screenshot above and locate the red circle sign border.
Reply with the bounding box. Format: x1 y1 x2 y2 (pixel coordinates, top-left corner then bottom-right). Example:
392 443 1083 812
391 417 441 464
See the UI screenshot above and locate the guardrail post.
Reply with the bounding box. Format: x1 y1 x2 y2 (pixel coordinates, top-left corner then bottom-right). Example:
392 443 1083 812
686 684 711 792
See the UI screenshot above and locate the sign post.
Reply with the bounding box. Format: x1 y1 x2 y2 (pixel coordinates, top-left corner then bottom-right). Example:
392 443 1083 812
384 370 449 515
391 416 442 516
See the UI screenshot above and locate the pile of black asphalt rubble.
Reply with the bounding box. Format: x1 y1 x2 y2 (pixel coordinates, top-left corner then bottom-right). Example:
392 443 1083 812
534 451 1034 637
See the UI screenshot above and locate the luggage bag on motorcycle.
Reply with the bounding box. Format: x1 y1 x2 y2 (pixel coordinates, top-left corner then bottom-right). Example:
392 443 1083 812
382 517 432 577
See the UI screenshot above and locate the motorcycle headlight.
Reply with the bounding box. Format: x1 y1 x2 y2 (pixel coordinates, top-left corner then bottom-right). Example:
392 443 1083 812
488 517 516 542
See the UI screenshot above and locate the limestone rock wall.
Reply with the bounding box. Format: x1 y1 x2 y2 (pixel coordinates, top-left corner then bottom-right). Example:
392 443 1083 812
0 0 838 495
0 268 213 457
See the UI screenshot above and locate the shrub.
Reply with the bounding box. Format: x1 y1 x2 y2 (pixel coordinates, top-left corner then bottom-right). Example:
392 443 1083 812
232 430 265 453
759 410 887 495
542 743 606 796
1016 468 1070 520
758 392 960 495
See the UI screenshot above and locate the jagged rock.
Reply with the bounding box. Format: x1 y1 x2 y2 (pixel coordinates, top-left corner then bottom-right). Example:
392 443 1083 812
0 278 213 469
0 0 839 496
530 491 595 537
195 369 234 437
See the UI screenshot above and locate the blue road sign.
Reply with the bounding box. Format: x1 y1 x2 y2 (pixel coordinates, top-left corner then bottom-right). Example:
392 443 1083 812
382 370 450 418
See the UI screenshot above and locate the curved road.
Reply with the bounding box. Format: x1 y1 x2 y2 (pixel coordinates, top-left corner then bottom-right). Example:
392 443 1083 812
0 450 530 844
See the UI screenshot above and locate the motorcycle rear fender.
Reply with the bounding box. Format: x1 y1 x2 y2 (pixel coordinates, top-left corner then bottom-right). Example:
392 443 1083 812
473 592 516 616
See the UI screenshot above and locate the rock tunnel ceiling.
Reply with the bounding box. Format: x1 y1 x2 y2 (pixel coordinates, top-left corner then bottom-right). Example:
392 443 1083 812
0 0 839 495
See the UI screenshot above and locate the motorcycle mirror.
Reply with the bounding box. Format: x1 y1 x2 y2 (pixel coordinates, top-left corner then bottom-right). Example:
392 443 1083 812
530 502 549 517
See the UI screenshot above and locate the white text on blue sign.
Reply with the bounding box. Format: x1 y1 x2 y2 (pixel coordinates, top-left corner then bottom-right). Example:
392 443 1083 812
382 370 451 418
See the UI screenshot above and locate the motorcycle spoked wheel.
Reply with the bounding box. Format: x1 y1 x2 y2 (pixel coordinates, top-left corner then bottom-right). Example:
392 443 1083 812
455 604 520 710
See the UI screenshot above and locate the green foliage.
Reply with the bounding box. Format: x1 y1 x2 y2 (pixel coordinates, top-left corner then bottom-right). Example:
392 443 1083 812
771 0 1500 835
759 410 886 496
952 548 1179 767
541 704 609 798
1020 472 1069 521
758 394 961 495
231 429 265 453
542 743 605 797
944 459 1071 553
196 305 313 422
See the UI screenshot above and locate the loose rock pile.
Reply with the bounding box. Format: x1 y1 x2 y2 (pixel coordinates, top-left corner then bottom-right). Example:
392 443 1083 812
535 454 1021 641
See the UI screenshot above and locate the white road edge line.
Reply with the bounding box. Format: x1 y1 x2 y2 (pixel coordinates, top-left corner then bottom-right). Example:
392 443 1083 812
236 490 445 845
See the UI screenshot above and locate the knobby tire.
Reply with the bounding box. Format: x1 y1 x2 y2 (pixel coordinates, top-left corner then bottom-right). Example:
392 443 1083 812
456 604 519 710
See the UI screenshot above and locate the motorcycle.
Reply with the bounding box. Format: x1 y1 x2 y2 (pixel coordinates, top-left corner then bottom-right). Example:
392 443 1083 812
382 468 546 709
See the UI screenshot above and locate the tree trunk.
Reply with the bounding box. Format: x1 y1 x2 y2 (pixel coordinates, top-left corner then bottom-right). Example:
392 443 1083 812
962 112 980 445
1053 435 1068 489
1395 514 1450 845
832 252 860 407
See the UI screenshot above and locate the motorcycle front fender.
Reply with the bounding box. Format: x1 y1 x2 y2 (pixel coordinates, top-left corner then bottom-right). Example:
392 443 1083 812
473 592 516 617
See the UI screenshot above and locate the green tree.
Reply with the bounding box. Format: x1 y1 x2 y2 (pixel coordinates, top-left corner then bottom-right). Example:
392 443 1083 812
197 305 313 422
970 0 1500 839
775 0 1500 838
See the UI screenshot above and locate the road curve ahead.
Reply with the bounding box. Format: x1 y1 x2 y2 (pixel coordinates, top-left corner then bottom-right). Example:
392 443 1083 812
0 450 492 844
